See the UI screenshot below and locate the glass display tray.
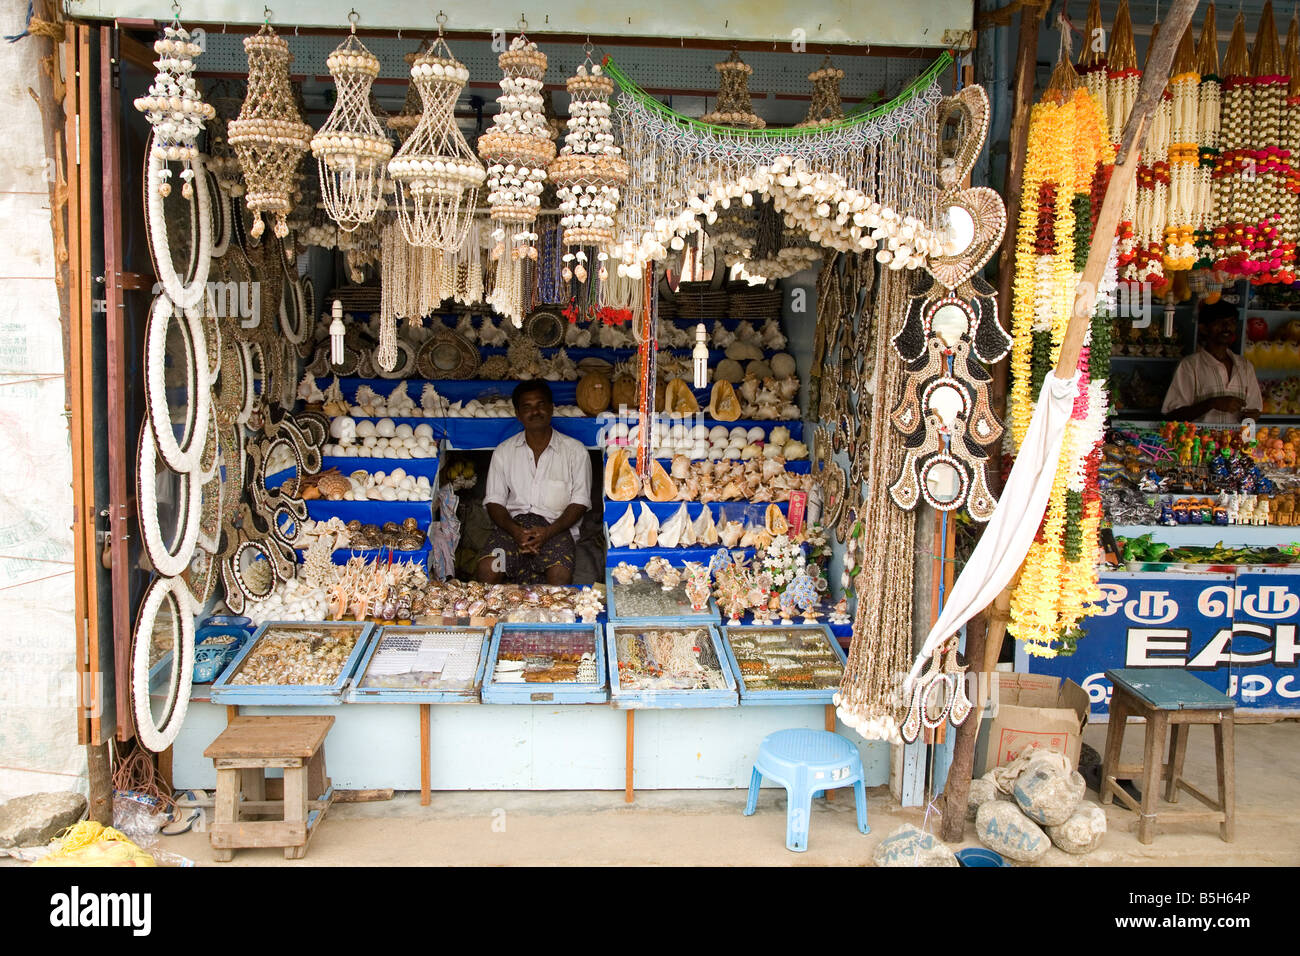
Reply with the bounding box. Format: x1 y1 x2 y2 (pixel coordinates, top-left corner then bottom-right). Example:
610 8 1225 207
605 622 737 710
482 623 608 705
719 623 847 705
345 625 492 703
605 565 720 624
210 621 375 706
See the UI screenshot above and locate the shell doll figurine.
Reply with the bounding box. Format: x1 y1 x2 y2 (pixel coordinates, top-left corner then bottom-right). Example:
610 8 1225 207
682 562 711 611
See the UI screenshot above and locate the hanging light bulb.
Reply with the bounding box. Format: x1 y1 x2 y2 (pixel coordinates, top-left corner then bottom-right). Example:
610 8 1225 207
330 299 346 366
693 323 709 388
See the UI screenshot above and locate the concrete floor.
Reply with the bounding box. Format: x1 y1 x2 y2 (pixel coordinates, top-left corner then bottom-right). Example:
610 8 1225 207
145 720 1300 866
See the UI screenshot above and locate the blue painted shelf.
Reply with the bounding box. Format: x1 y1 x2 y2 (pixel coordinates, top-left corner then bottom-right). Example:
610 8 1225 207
482 622 608 705
718 623 848 707
605 622 738 710
210 621 376 706
345 625 493 704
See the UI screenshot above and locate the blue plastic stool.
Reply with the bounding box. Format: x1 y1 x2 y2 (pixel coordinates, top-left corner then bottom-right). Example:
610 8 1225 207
743 729 870 852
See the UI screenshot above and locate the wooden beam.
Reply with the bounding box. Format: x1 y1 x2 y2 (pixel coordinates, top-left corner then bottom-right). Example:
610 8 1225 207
1056 0 1199 376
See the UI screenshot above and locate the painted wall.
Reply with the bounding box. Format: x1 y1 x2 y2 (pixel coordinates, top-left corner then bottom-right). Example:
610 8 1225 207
0 0 88 799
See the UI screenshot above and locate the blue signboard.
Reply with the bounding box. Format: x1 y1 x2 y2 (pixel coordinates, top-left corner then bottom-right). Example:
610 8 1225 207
1025 570 1300 717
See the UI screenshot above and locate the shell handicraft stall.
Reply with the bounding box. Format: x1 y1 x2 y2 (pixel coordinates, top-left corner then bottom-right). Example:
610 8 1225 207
888 85 1010 521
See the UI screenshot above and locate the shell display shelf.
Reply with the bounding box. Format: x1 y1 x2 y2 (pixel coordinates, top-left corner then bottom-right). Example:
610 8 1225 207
605 622 738 709
718 623 847 706
482 622 608 704
605 562 720 624
210 620 375 706
345 624 493 703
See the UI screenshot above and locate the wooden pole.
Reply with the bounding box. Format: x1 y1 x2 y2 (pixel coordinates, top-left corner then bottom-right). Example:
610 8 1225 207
624 711 635 803
990 0 1048 477
937 0 1199 843
419 704 431 806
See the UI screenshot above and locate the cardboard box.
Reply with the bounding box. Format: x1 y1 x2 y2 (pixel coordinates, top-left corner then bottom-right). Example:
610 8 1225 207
976 673 1091 775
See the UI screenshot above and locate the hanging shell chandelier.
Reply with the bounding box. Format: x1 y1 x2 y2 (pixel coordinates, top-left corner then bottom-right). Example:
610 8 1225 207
387 20 485 250
134 7 215 199
548 55 629 284
797 56 845 128
228 18 314 239
388 38 432 145
701 50 765 129
480 27 555 324
311 13 393 231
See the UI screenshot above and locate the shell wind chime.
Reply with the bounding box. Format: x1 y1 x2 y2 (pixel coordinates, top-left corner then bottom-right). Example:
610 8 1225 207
227 19 314 240
311 13 393 232
387 21 486 250
388 38 432 145
135 10 215 200
479 29 556 325
548 54 629 292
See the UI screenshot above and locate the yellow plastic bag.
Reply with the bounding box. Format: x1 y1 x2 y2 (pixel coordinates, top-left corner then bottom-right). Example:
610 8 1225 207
32 821 156 867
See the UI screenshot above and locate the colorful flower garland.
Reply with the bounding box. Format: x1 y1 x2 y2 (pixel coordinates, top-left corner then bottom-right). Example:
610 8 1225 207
1007 81 1113 658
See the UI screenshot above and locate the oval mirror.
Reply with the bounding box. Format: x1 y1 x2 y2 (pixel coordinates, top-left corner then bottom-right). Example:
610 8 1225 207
922 459 965 506
144 131 211 308
137 419 202 578
927 383 967 428
942 205 976 257
146 294 211 474
930 303 970 348
131 575 194 752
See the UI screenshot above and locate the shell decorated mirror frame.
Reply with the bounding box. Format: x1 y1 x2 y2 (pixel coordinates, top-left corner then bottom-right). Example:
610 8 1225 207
131 574 195 752
887 83 1011 522
137 416 204 578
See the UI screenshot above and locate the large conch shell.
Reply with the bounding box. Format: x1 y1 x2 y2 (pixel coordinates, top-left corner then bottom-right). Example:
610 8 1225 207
693 506 719 545
677 503 698 547
633 503 659 548
765 502 789 536
604 448 640 501
608 506 635 548
663 378 700 415
659 502 691 548
643 458 678 502
708 380 741 422
718 520 744 548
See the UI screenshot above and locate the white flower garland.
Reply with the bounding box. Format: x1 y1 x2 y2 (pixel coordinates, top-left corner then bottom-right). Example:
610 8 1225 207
145 292 211 474
131 575 195 753
147 148 212 309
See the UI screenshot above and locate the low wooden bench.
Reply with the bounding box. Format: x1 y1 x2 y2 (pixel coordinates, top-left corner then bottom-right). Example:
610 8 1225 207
204 715 336 861
1100 669 1235 845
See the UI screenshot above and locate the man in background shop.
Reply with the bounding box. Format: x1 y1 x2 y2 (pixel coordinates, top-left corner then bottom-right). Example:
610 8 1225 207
1162 296 1262 424
475 380 591 585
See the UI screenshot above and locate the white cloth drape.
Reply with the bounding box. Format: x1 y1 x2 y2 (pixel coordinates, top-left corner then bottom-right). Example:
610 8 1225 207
903 371 1082 693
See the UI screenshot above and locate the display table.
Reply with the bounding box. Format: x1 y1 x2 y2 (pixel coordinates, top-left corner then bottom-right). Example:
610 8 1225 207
171 697 889 793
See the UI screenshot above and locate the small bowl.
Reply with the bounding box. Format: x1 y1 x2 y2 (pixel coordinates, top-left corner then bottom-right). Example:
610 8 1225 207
956 848 1009 868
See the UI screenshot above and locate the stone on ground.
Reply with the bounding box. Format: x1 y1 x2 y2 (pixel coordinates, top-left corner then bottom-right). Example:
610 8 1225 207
1013 752 1086 826
872 823 959 867
967 776 1000 822
1046 802 1107 855
0 792 86 848
976 800 1049 863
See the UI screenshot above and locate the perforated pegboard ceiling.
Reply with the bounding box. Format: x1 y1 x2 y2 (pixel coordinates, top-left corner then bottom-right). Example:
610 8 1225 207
194 33 942 127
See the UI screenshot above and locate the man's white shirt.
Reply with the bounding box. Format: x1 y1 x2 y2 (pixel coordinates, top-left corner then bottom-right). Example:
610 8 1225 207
483 429 591 539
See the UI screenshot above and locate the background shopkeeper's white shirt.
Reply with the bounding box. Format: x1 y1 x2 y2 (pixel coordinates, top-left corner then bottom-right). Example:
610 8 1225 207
483 429 591 540
1160 348 1263 424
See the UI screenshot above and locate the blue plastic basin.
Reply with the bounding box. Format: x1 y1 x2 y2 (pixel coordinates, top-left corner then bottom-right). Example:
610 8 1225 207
956 848 1009 867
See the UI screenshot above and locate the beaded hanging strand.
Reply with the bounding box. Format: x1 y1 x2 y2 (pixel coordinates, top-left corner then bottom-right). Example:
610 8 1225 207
1193 6 1222 273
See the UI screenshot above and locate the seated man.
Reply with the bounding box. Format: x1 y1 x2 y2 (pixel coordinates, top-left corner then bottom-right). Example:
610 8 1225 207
476 380 591 585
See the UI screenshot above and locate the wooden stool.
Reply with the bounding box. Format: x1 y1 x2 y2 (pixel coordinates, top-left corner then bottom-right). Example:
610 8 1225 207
1100 669 1235 845
204 715 337 861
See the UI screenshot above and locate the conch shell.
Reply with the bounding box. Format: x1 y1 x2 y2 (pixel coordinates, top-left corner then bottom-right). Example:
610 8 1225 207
677 504 698 547
670 454 692 479
608 506 636 548
718 520 744 548
633 503 660 548
604 448 640 501
643 459 678 502
765 503 789 536
658 502 691 548
693 506 719 545
708 380 741 422
663 378 700 414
